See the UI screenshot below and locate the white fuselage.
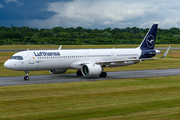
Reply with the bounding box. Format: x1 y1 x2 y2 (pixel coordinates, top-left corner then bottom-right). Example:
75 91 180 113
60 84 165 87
4 48 142 71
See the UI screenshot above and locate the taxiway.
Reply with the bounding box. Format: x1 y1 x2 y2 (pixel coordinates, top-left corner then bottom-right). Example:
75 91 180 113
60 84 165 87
0 68 180 86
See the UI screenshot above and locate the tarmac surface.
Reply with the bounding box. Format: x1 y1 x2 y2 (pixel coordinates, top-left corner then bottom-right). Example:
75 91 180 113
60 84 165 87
0 68 180 86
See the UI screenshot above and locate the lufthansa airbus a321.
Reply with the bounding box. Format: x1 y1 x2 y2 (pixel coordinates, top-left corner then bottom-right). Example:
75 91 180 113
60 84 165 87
4 24 170 80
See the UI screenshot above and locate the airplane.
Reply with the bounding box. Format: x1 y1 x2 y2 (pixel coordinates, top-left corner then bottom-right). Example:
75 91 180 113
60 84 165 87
4 24 171 80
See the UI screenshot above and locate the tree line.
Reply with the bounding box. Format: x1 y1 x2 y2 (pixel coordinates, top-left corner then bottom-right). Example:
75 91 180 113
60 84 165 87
0 25 180 45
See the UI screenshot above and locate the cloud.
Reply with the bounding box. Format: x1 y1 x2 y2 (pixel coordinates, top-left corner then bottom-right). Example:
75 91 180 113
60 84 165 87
0 4 4 8
2 0 180 29
5 0 24 6
5 0 18 3
26 17 61 28
36 0 180 29
0 0 56 21
45 0 148 28
161 18 180 28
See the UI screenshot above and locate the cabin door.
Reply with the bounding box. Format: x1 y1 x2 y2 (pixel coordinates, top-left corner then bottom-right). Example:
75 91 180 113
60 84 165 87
28 53 34 64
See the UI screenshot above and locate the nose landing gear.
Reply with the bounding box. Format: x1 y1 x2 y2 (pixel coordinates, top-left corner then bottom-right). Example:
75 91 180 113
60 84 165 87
24 71 29 80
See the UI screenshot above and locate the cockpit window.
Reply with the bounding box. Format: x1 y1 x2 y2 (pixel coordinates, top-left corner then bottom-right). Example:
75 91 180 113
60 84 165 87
10 56 23 60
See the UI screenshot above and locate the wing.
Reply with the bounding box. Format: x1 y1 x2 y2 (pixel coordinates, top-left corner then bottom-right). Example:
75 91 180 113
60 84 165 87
97 46 171 66
70 46 170 69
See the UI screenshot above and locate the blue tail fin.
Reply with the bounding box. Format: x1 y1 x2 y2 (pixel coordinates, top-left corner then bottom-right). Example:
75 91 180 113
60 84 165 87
138 24 158 50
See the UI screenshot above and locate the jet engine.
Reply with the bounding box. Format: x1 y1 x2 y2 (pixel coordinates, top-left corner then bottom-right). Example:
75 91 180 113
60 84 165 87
49 69 67 74
82 64 102 76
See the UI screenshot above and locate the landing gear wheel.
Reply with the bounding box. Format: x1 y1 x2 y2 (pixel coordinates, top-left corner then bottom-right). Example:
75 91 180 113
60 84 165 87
24 71 30 81
24 76 29 80
76 70 83 76
99 72 107 77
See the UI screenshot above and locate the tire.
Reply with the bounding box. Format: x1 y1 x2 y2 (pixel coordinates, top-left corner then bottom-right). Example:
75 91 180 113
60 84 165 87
76 70 83 76
24 76 29 80
99 72 107 77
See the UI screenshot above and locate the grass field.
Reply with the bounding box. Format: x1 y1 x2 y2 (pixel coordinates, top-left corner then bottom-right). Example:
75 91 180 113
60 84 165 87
0 44 179 49
0 76 180 120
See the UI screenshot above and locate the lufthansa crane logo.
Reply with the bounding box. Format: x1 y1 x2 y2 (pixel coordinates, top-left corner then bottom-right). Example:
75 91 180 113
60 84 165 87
146 35 155 48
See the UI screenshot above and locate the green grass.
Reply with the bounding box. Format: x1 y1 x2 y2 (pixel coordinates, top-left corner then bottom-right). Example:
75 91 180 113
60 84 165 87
0 44 176 50
0 76 180 119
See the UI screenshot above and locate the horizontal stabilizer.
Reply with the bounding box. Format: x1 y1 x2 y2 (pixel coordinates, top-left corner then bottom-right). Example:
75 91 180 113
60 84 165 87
140 46 171 60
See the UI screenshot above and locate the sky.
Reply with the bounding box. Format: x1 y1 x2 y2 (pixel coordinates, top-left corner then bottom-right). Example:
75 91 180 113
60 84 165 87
1 0 180 29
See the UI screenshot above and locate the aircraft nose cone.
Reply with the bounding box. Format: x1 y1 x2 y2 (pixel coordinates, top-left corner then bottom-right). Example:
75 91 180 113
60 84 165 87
4 60 11 69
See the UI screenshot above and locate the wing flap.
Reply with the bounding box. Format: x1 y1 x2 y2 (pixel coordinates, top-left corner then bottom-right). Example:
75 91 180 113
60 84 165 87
96 59 142 65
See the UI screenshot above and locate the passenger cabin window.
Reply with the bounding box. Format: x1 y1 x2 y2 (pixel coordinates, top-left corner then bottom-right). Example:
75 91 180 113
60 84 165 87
10 56 23 60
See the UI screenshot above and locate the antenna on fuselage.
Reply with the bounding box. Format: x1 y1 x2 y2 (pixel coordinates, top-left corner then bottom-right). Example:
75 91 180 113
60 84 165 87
27 48 29 51
58 45 62 50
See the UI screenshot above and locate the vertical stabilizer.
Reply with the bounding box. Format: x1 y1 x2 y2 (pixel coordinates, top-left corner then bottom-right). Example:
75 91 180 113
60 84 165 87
138 24 158 50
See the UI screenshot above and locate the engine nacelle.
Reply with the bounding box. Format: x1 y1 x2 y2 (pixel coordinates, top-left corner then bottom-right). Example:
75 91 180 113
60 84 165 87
49 69 67 74
82 64 102 76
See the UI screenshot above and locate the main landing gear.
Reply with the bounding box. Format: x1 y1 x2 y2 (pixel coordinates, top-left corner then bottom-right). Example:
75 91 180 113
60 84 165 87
76 70 107 77
24 71 29 80
99 72 107 77
76 70 83 76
